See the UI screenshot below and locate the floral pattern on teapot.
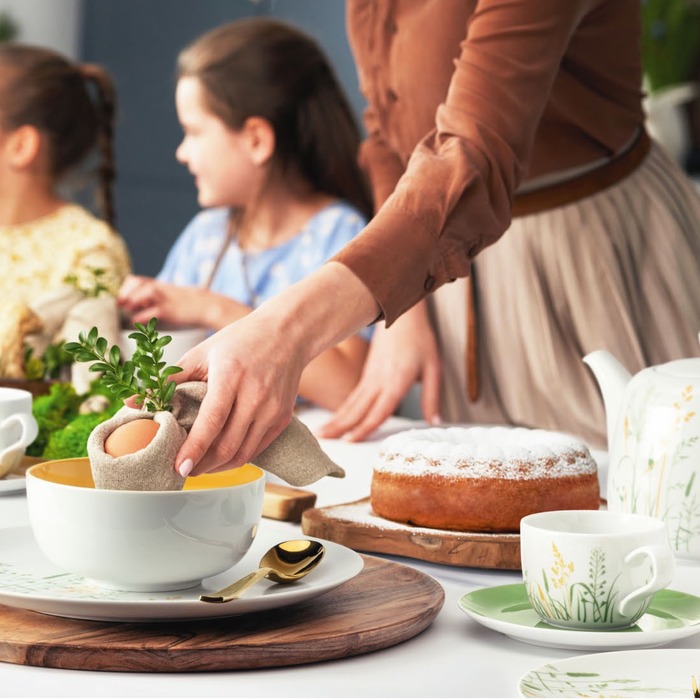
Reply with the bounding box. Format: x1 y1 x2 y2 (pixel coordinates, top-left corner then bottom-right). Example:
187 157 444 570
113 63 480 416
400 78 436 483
609 381 700 556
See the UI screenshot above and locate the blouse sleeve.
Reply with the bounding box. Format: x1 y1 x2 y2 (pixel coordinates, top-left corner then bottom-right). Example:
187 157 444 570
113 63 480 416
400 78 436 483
333 0 591 325
73 225 131 296
357 109 406 211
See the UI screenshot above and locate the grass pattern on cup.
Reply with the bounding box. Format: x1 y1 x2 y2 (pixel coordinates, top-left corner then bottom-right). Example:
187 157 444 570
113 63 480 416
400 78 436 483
526 543 625 625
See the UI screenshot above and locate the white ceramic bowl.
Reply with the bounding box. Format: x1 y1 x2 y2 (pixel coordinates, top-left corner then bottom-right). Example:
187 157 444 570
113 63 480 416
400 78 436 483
26 458 265 592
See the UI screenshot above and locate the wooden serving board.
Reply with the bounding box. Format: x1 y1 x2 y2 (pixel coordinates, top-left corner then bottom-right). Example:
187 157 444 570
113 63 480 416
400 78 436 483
302 498 521 570
262 483 317 522
0 555 444 673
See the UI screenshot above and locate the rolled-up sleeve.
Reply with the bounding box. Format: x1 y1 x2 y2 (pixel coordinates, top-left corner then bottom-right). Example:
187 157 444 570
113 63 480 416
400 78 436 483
334 0 589 325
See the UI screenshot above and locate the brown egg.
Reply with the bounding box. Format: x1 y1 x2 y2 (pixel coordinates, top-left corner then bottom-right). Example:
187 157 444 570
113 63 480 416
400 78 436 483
104 419 160 458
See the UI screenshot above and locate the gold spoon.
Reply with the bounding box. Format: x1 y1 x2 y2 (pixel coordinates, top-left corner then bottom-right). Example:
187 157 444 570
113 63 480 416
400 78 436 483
199 539 325 604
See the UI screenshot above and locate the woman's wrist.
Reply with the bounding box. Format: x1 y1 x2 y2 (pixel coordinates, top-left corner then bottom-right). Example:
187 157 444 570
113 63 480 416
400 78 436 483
256 261 379 368
201 291 251 329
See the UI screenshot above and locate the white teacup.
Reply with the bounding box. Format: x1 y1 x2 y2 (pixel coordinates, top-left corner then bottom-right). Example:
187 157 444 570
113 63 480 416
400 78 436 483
521 510 675 630
0 387 39 478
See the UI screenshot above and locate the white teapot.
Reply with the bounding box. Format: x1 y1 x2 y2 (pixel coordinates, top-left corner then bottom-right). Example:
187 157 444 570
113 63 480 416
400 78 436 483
584 349 700 561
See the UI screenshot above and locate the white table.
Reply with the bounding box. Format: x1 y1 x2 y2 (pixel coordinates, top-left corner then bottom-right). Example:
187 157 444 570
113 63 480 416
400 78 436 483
1 410 699 698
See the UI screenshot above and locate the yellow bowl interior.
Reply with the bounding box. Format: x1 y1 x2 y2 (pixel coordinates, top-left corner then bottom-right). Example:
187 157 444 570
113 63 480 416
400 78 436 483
29 457 263 490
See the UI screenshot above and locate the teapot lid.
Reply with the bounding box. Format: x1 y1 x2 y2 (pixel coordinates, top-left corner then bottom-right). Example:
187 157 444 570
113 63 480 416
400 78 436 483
656 358 700 379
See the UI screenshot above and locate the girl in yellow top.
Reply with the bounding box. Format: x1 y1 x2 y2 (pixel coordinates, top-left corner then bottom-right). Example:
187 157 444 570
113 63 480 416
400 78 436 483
0 45 131 378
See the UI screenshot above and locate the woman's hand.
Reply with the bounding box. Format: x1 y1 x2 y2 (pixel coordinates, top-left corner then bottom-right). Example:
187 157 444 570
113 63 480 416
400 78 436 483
319 300 442 441
171 310 306 476
171 262 380 476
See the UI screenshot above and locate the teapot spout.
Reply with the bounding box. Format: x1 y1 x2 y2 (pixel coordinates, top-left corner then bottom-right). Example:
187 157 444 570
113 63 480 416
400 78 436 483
583 350 632 451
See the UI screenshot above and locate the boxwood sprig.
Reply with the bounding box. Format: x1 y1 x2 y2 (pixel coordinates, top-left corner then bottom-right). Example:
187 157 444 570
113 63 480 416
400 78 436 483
64 318 183 413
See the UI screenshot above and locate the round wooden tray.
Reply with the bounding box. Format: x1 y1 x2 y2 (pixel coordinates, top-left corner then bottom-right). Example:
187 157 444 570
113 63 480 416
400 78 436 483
0 554 444 672
303 498 522 569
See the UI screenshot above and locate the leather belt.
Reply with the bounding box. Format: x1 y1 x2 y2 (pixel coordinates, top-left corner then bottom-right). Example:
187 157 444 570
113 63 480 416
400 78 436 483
466 129 651 401
511 129 651 217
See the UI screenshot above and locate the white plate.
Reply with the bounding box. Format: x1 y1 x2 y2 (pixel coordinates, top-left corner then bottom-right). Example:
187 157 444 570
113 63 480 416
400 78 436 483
519 648 698 697
0 526 364 622
0 474 25 496
459 583 700 651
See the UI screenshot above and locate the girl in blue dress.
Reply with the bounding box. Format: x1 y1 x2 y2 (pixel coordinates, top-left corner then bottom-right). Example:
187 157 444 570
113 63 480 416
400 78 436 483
118 18 373 410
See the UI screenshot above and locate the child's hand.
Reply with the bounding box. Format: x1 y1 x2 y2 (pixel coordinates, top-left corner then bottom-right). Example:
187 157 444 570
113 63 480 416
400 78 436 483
118 275 198 327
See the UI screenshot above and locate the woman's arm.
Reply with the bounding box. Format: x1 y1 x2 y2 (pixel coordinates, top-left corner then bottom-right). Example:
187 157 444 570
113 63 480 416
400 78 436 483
172 261 379 476
320 299 441 439
298 335 369 410
172 0 595 475
335 0 588 326
120 273 370 411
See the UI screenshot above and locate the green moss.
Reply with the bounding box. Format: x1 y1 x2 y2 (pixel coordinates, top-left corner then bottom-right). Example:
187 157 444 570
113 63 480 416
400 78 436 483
43 411 115 460
27 380 121 458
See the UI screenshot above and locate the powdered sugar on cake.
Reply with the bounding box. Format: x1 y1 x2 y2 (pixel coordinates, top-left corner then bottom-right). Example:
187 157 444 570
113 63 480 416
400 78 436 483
375 426 597 480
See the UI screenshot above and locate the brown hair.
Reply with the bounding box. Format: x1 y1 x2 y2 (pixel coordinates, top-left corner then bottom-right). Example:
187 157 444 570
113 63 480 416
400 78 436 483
0 44 117 227
177 18 372 220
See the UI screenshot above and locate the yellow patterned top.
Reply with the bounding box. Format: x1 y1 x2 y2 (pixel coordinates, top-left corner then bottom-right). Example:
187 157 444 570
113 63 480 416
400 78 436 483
0 203 131 305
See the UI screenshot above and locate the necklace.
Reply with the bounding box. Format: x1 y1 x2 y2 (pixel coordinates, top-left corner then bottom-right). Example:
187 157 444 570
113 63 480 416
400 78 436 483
239 248 261 309
204 218 261 309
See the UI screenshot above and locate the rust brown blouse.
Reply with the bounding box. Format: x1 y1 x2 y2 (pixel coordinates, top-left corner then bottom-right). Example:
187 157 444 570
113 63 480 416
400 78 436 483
333 0 645 324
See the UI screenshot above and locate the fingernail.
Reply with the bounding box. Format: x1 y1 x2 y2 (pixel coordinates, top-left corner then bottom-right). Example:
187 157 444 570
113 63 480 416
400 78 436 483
178 458 194 478
430 414 442 426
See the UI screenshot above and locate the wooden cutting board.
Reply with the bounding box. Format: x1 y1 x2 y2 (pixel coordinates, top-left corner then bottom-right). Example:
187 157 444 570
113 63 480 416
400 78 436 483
0 554 443 672
262 483 317 522
302 498 521 570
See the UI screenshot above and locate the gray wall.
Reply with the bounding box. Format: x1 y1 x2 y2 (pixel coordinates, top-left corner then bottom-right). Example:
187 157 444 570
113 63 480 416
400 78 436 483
80 0 364 276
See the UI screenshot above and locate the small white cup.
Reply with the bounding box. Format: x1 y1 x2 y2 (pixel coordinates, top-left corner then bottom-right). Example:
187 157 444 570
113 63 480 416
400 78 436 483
521 510 675 630
0 387 39 478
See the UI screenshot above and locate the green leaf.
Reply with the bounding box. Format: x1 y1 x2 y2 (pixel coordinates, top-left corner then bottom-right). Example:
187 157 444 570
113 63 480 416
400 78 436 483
155 336 172 349
138 358 157 373
162 366 183 378
95 337 108 356
108 345 121 366
128 331 148 344
63 317 183 415
71 351 94 363
163 381 177 403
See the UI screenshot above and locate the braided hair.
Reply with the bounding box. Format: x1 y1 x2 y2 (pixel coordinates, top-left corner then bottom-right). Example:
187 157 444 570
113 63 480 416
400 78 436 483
0 45 118 227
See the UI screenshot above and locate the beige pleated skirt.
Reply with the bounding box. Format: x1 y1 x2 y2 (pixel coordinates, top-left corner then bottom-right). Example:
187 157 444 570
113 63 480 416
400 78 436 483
428 142 700 449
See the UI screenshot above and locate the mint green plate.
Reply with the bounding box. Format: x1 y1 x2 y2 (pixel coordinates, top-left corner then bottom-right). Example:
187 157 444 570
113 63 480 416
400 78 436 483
518 648 697 697
459 583 700 650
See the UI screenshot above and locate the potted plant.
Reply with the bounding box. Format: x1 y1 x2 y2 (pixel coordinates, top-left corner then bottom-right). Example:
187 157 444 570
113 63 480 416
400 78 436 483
65 317 189 490
642 0 700 164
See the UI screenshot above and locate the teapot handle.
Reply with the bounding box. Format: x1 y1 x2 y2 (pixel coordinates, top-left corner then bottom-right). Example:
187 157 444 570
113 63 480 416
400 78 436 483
618 544 675 617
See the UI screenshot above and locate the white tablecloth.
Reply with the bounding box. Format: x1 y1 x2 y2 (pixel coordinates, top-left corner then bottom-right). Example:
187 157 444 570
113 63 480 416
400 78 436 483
0 409 698 698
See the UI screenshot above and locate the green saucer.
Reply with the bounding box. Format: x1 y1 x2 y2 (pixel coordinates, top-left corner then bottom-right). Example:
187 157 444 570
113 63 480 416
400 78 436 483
459 583 700 650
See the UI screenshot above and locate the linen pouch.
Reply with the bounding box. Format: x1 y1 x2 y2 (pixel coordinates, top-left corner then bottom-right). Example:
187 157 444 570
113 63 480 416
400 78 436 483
87 381 345 490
